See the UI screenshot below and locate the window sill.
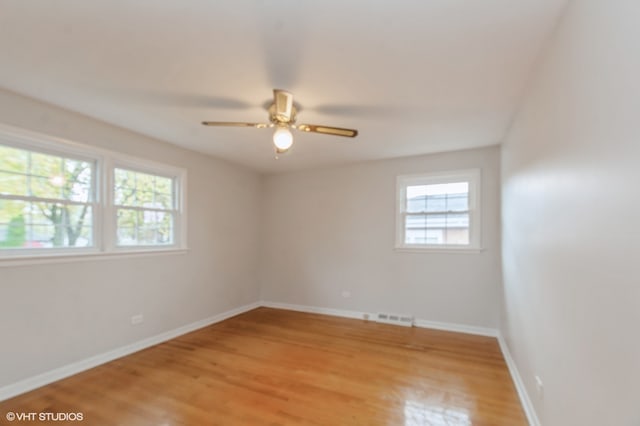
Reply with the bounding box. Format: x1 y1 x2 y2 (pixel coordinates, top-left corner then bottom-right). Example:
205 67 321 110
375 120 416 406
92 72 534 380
394 246 484 254
0 247 189 268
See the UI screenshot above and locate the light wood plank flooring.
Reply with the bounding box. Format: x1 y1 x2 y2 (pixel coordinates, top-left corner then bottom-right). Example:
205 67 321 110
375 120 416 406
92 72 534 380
0 308 526 425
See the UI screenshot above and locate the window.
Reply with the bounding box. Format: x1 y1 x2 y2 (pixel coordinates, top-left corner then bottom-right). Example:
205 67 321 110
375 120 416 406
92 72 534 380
114 168 176 247
0 145 96 251
0 124 186 260
396 169 481 251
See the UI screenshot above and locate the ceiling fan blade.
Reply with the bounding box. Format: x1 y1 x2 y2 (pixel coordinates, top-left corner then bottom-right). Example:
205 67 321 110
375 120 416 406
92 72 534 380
202 121 269 129
296 124 358 138
273 89 293 122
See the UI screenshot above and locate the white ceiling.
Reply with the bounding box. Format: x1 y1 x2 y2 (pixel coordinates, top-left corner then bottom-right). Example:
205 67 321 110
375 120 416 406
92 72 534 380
0 0 567 173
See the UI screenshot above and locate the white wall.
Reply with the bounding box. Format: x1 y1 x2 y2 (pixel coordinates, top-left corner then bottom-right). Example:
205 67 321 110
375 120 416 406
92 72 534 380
0 89 261 387
501 1 640 425
260 146 502 328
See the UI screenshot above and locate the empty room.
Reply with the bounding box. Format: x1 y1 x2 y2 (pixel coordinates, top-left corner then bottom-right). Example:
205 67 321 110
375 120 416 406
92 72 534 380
0 1 638 425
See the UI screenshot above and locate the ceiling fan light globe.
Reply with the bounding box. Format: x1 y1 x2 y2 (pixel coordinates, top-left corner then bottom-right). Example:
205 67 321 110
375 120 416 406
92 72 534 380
273 127 293 151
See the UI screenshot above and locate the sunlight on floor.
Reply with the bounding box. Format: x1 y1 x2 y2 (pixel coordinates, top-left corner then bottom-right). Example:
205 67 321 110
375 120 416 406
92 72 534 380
404 400 471 426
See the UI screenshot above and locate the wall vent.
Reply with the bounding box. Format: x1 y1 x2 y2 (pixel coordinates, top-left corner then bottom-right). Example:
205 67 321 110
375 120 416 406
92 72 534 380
375 312 414 327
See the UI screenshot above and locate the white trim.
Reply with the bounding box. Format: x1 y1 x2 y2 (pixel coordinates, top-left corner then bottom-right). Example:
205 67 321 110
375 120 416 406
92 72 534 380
0 248 189 268
261 300 498 337
0 301 259 402
0 122 188 259
497 335 540 426
260 301 367 320
0 123 180 175
395 168 482 252
413 318 498 337
394 247 484 254
101 155 114 252
106 152 188 252
0 123 103 161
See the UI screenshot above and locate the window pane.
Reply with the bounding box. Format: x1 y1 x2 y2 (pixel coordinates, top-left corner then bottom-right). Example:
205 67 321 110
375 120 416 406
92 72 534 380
117 208 174 246
114 168 174 210
445 213 470 245
0 171 27 196
405 227 445 245
446 192 468 212
136 189 155 206
445 227 469 245
0 145 28 174
116 208 138 245
153 192 173 210
154 176 172 195
406 182 468 213
406 214 427 228
426 214 446 228
114 170 136 205
114 167 176 247
405 214 448 245
405 227 426 244
135 172 156 193
404 213 469 246
63 159 93 203
30 202 93 248
405 215 444 245
0 143 95 253
0 147 94 202
406 185 427 213
426 194 447 212
426 229 445 244
402 178 473 247
0 199 93 249
31 175 63 199
0 199 27 248
446 213 469 228
30 152 62 181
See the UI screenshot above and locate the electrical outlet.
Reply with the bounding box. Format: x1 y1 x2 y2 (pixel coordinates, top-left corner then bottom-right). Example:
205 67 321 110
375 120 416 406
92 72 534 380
535 375 544 399
341 290 351 298
131 314 144 325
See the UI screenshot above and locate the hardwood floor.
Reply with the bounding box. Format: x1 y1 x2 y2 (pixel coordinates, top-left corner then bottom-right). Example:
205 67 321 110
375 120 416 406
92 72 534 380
0 308 526 425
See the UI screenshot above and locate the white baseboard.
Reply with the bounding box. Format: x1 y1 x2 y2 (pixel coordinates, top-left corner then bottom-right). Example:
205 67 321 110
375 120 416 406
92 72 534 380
413 318 498 337
497 335 540 426
260 301 367 320
0 301 260 402
261 300 498 337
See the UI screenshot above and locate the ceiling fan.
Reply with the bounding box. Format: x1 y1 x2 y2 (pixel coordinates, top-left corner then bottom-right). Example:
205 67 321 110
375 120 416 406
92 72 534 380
202 89 358 155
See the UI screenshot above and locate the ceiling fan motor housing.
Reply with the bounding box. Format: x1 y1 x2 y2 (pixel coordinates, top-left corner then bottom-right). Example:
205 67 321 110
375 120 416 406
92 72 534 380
269 103 297 125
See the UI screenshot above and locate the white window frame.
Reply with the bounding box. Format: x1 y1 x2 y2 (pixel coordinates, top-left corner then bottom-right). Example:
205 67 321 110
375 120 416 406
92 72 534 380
0 123 187 265
395 169 481 253
108 157 187 253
